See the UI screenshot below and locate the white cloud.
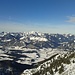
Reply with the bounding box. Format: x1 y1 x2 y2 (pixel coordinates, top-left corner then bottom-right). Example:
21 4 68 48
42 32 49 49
66 16 75 23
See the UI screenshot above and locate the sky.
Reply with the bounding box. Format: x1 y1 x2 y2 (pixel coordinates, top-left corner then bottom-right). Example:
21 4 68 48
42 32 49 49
0 0 75 34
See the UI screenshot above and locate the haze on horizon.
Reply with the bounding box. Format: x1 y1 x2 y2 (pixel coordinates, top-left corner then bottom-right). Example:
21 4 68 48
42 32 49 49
0 0 75 34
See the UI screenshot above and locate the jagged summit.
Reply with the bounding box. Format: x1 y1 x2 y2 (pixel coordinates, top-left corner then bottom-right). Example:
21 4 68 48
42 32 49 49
26 31 44 36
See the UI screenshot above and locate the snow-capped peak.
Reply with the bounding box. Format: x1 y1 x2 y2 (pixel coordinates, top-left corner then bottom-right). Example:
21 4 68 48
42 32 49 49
27 31 43 36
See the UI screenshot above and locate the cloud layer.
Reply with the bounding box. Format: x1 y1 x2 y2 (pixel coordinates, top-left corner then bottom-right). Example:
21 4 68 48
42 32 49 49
66 16 75 23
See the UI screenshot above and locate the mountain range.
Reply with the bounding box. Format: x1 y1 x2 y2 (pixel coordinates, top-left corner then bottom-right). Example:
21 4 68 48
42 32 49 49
0 31 75 50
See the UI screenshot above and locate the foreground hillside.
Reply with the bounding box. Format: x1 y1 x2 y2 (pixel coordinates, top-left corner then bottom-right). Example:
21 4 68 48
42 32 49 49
21 51 75 75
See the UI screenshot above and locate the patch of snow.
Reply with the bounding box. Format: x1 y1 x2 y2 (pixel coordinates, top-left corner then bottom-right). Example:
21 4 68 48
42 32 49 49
20 36 25 40
30 37 48 41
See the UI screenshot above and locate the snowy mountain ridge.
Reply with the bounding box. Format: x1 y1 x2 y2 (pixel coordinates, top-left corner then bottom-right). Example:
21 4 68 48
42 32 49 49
0 31 75 49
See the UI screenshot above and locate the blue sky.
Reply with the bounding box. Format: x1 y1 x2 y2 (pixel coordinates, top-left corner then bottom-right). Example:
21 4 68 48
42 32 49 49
0 0 75 33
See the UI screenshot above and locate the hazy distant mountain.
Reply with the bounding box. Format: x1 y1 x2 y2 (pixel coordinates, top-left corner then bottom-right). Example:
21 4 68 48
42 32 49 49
0 31 75 50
